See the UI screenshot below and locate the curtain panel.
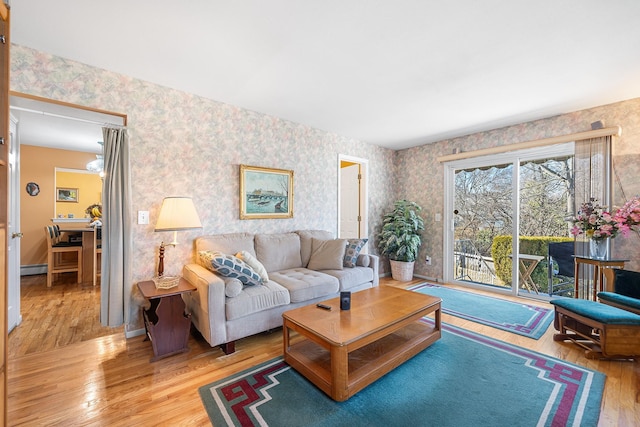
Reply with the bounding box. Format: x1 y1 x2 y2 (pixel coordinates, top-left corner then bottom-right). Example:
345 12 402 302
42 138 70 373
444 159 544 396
101 126 132 327
573 135 612 257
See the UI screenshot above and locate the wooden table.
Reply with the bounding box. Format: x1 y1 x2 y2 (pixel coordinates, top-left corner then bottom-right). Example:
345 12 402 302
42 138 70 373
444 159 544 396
282 286 441 401
59 227 96 285
511 254 544 294
137 278 196 362
573 256 628 301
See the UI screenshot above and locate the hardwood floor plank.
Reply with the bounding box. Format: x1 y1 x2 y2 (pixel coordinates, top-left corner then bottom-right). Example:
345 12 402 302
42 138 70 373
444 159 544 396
6 275 639 426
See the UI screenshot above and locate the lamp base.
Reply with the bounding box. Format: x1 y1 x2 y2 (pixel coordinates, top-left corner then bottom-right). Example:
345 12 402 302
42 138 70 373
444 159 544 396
152 275 180 289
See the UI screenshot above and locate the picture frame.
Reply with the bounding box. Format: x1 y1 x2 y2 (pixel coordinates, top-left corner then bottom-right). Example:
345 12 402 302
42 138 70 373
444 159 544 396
56 187 79 203
240 164 293 219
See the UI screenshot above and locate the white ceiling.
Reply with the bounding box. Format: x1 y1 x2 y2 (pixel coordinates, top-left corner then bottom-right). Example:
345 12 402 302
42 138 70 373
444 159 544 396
10 1 640 151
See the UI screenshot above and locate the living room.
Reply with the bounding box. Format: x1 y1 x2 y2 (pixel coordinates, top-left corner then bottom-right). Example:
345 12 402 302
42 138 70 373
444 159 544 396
5 2 640 426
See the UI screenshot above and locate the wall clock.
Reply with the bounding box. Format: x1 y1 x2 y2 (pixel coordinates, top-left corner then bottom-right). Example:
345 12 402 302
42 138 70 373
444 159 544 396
26 182 40 196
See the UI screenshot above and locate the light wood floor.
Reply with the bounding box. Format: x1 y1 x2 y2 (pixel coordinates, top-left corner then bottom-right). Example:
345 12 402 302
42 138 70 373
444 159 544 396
7 275 640 426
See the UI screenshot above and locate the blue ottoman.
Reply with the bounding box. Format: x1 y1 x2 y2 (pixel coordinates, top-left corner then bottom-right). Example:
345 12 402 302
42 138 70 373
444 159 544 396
550 298 640 360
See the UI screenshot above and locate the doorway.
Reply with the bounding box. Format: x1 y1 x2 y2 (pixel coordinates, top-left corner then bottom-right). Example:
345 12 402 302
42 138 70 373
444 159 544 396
8 93 125 346
338 155 368 242
444 143 575 299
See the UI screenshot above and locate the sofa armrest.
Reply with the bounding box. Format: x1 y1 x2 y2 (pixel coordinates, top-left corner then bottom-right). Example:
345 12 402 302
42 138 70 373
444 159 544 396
357 253 379 287
182 263 227 346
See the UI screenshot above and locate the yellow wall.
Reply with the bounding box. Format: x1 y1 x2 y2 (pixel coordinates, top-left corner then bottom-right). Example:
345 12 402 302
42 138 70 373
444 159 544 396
20 145 100 266
55 171 102 219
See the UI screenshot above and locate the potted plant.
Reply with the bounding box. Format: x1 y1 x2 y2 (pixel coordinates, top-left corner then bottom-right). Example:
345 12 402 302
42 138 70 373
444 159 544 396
377 199 425 281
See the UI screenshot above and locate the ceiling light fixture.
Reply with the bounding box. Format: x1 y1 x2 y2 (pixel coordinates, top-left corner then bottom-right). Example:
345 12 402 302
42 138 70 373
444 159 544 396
86 141 104 176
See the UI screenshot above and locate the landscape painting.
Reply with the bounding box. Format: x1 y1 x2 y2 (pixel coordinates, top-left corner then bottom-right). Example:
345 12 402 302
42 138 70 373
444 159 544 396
240 165 294 219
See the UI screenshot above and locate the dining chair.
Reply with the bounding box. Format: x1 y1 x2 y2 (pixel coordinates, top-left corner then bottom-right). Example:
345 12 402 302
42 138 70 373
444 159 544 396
44 225 83 287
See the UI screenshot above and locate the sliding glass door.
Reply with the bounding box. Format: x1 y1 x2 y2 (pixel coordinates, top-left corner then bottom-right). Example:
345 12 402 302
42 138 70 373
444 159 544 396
453 162 513 288
445 143 575 298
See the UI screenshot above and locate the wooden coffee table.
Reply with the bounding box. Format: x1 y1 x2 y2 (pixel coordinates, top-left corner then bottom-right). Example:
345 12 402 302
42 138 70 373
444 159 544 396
282 286 441 401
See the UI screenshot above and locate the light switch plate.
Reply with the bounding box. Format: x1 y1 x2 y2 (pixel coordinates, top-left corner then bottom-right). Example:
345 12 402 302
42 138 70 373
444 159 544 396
138 210 149 225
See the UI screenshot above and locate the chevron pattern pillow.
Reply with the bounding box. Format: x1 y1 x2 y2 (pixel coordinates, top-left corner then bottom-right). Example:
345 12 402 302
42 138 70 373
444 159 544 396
198 251 263 286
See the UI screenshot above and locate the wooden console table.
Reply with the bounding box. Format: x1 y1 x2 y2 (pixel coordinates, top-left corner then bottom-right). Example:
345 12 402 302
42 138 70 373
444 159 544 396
137 278 196 361
573 256 628 301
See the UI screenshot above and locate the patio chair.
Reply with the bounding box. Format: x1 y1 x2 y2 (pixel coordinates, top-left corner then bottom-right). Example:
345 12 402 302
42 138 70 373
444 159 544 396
548 241 574 296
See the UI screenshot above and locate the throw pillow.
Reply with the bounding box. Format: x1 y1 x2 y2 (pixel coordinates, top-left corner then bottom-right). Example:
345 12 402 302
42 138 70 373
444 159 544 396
343 238 368 268
198 251 263 286
224 278 243 298
307 238 347 271
236 250 269 282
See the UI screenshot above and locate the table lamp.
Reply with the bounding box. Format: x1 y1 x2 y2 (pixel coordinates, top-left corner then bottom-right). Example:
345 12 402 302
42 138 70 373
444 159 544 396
154 196 202 282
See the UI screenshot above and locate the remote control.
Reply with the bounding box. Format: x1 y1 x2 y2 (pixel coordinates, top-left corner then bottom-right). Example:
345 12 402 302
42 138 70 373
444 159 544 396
316 303 331 310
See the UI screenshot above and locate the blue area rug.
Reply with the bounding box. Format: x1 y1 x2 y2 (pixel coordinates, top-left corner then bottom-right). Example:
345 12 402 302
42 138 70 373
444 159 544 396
199 322 604 427
410 283 553 339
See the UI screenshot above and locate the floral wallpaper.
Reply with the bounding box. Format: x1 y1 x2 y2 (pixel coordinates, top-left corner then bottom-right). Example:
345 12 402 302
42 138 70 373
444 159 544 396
395 97 640 279
11 45 397 331
11 44 640 331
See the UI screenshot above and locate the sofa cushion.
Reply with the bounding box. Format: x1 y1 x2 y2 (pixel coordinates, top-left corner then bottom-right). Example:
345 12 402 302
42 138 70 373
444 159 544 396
322 266 375 291
296 230 334 267
198 251 263 286
598 292 640 313
343 239 368 268
550 298 640 325
255 232 302 272
236 250 269 282
307 238 347 270
195 233 256 257
225 281 290 320
269 268 339 303
224 278 244 298
357 254 370 268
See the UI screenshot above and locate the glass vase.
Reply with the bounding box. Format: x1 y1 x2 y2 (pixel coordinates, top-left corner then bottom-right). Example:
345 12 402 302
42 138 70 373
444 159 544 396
589 238 608 260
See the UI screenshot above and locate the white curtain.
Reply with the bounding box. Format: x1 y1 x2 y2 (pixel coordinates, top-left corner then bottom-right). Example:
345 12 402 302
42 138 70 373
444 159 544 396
573 135 612 257
100 126 132 327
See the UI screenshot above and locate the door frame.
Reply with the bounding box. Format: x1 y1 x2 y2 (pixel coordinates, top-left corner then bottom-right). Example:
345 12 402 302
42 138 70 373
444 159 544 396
8 114 20 331
337 154 368 244
8 92 126 332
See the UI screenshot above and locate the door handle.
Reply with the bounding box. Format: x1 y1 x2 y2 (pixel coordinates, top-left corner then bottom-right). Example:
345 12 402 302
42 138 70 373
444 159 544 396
12 232 23 238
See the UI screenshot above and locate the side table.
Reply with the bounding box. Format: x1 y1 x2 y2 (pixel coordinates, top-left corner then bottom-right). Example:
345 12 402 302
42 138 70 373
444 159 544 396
137 278 196 361
573 256 628 301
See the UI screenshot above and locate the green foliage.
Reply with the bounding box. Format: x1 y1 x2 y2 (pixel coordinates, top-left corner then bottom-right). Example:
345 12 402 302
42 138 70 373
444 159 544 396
377 200 425 262
491 235 573 292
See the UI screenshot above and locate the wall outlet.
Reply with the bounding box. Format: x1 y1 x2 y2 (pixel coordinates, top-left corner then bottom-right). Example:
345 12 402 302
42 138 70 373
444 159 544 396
138 210 149 225
425 256 432 265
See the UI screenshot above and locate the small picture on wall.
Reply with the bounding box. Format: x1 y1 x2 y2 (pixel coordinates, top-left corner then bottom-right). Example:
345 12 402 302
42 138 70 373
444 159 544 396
56 187 79 203
240 164 293 219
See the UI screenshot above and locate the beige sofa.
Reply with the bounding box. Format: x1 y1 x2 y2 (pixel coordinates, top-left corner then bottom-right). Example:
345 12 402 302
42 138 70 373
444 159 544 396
182 230 379 354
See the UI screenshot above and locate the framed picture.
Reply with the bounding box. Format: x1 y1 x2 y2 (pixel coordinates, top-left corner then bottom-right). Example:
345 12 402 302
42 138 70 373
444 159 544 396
240 164 293 219
56 187 79 202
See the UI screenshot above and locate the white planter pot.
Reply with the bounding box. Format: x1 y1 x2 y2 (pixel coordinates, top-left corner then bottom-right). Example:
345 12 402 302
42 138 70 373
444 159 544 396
390 260 415 281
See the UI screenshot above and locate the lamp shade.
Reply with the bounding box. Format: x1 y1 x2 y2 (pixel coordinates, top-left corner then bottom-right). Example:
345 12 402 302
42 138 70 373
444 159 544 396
154 197 202 231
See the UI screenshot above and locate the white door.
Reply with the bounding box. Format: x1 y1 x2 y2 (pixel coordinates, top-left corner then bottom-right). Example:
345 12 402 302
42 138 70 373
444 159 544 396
8 115 22 332
340 163 360 239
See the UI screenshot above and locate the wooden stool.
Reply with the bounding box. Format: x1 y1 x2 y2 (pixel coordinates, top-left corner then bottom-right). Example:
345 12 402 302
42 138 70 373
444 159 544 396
550 298 640 360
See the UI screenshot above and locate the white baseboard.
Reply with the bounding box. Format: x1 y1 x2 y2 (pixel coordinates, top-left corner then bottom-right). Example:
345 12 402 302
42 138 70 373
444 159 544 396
414 274 440 282
125 328 146 339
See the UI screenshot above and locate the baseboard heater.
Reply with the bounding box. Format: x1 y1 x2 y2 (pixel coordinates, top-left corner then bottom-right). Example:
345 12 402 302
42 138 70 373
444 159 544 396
21 264 47 276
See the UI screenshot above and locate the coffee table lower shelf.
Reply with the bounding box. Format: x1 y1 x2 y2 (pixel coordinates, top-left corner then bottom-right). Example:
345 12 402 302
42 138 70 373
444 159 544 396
284 319 440 401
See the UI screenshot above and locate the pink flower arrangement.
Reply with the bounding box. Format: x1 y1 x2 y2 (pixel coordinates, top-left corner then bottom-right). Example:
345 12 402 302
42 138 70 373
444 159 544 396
571 199 619 240
613 196 640 237
571 196 640 240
